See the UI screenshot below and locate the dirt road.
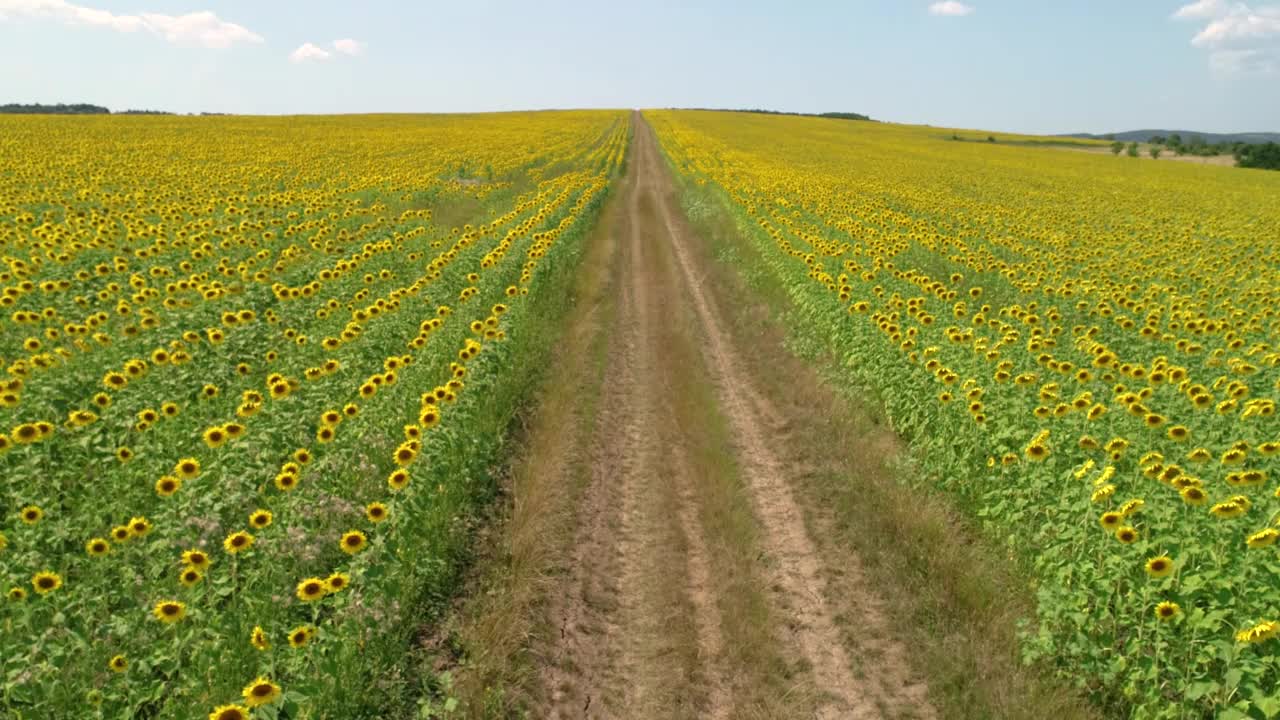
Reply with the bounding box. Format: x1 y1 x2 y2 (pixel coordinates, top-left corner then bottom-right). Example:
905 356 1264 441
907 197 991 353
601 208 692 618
433 111 940 719
490 113 933 720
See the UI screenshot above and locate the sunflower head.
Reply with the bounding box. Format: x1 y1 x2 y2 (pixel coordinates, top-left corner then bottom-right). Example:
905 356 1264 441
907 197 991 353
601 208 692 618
1145 556 1175 579
108 654 128 672
208 705 249 720
32 571 62 594
251 625 270 651
1154 601 1181 621
339 530 367 554
153 600 187 623
296 577 328 602
86 538 111 557
366 502 389 523
287 625 315 648
155 475 181 497
242 676 282 707
223 531 255 554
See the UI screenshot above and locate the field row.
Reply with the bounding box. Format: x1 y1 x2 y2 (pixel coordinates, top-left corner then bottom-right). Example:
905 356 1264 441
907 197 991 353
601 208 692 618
649 109 1280 719
0 111 628 718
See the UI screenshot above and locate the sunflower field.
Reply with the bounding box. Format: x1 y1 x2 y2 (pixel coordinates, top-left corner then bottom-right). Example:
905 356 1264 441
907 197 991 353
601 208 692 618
648 109 1280 719
0 110 627 718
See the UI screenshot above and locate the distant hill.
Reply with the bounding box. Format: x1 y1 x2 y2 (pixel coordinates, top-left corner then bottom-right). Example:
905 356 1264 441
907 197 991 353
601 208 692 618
687 108 874 122
1062 129 1280 145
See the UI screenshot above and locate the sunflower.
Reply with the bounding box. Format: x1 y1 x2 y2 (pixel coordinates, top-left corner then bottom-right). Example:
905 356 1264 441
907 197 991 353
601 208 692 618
32 571 62 594
224 422 245 440
203 426 228 448
224 531 255 554
1185 447 1212 463
320 410 342 426
115 446 134 462
343 402 359 417
108 654 128 672
179 567 203 587
175 457 201 479
242 676 282 707
249 509 273 529
153 600 187 623
274 472 299 492
1246 528 1279 549
161 401 180 417
1115 527 1138 544
1098 512 1123 532
155 475 182 497
1166 425 1189 442
388 468 410 491
293 448 313 465
316 426 335 443
1210 501 1245 519
251 625 270 651
182 549 211 570
85 537 111 557
20 505 43 524
1236 620 1280 644
326 572 351 593
287 625 316 648
394 443 417 466
112 525 133 542
129 516 152 536
8 586 26 601
366 502 389 523
1154 601 1181 621
1180 486 1208 506
339 530 367 554
297 577 328 602
419 405 440 428
208 705 249 720
1145 556 1174 579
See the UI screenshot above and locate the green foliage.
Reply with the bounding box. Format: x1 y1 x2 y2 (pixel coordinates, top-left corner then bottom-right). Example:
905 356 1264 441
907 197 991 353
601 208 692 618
1236 143 1280 171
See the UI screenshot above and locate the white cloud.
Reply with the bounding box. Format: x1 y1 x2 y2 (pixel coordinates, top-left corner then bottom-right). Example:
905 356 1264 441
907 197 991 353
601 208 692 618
289 42 331 63
333 38 364 56
928 1 974 16
1173 1 1280 73
1172 0 1229 20
1191 5 1280 47
0 0 262 48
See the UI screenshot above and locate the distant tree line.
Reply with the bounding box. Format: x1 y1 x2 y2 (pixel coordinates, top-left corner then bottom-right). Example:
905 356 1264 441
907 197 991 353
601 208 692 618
1099 133 1280 170
1146 133 1252 159
1 103 215 116
0 103 110 114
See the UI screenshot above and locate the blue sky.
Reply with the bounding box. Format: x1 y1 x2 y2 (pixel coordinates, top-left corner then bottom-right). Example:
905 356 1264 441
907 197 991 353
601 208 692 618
0 0 1277 134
